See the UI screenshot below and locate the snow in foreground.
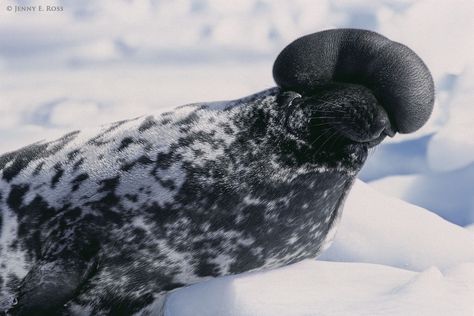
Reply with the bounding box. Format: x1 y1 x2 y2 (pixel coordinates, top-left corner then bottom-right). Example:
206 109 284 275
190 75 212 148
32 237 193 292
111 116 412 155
165 181 474 315
166 261 474 316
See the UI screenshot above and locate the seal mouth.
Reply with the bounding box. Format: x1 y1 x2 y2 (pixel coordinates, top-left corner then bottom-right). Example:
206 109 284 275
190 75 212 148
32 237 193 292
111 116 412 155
356 130 391 148
345 119 396 148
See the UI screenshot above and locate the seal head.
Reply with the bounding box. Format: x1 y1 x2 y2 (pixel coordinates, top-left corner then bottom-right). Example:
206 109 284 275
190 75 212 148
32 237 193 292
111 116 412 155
283 83 393 162
273 28 435 134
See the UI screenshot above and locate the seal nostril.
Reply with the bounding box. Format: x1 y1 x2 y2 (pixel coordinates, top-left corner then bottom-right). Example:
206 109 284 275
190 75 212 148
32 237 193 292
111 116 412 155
383 125 396 137
372 108 390 135
378 113 396 138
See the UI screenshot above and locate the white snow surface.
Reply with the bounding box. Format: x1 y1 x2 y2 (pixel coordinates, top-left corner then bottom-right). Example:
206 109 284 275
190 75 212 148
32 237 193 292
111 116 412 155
165 180 474 315
1 1 474 315
166 262 474 316
319 181 474 271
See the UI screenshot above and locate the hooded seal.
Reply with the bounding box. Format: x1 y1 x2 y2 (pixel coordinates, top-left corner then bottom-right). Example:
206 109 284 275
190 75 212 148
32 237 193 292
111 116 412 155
0 28 434 315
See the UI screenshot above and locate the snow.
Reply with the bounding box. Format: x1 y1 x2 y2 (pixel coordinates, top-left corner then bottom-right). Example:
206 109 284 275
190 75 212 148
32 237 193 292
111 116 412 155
165 261 474 316
426 68 474 172
1 0 474 314
369 165 474 226
165 182 474 316
319 181 474 271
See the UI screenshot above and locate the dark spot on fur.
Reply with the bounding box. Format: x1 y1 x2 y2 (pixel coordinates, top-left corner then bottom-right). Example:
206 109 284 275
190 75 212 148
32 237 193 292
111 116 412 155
1 144 47 182
87 120 128 146
237 205 265 232
13 194 57 259
124 194 138 202
121 155 153 172
160 118 172 125
175 112 198 127
7 184 30 210
98 176 120 193
51 163 64 188
155 152 175 170
6 273 21 293
218 122 234 135
0 151 16 171
84 176 122 224
32 162 45 176
146 203 176 224
99 292 155 316
71 173 90 192
162 282 185 291
118 137 134 151
73 157 85 172
228 246 265 274
192 148 205 158
67 149 81 161
196 257 220 277
159 178 176 190
1 131 78 182
138 116 157 132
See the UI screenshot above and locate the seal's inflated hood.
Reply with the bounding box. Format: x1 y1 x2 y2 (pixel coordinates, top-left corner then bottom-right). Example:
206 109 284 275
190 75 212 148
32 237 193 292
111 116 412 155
273 29 435 134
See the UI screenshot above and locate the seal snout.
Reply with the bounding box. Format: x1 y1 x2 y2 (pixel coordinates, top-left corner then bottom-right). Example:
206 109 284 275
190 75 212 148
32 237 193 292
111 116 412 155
301 83 395 149
363 105 396 140
343 105 392 144
355 106 394 147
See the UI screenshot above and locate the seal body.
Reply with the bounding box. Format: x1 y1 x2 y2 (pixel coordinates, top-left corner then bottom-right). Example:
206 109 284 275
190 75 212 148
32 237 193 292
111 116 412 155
0 86 374 315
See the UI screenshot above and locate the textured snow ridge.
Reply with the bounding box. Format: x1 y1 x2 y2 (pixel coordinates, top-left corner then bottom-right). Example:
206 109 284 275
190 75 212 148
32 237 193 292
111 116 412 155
164 181 474 315
320 180 474 271
165 261 474 316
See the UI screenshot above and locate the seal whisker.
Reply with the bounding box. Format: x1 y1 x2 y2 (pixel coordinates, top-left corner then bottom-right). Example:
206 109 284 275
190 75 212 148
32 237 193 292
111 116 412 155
308 127 336 147
309 109 347 114
318 100 346 109
311 122 341 128
309 108 346 113
312 130 340 156
310 116 351 120
327 134 344 153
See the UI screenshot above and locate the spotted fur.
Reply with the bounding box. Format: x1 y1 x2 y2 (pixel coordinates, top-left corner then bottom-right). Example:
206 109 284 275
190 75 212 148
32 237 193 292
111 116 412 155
1 86 376 315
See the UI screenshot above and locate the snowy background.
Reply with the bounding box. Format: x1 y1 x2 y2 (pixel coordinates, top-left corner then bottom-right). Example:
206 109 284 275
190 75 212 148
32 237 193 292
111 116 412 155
0 0 473 315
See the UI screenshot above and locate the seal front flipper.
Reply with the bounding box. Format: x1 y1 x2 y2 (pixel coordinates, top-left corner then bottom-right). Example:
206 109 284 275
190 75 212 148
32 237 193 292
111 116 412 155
8 254 97 316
